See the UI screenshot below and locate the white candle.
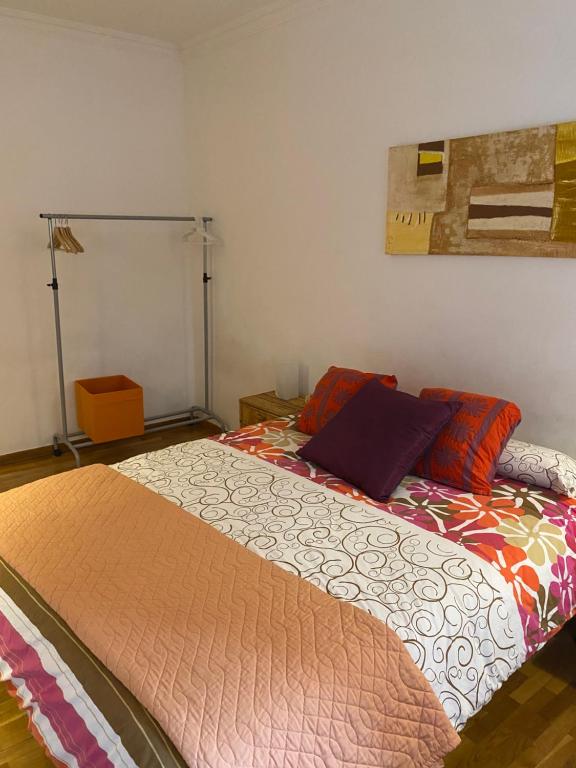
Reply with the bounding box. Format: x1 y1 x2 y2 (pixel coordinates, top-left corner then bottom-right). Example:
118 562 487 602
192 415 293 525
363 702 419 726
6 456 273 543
275 363 299 400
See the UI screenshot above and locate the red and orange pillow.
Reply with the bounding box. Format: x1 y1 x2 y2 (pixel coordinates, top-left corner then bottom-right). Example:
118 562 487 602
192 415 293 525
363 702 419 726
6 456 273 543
414 388 521 495
298 380 461 501
298 367 521 496
297 366 398 435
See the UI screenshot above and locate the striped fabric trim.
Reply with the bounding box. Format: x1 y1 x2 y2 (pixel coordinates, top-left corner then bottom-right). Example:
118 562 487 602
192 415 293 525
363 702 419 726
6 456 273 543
0 556 186 768
0 664 79 767
0 591 132 768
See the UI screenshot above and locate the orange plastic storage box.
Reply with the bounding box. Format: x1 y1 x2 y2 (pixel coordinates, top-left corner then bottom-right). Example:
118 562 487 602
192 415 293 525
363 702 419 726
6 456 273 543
75 375 144 444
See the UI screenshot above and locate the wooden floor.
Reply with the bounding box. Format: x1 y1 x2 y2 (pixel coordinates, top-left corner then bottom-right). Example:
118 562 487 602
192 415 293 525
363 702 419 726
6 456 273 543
0 681 53 768
0 422 219 493
1 426 575 767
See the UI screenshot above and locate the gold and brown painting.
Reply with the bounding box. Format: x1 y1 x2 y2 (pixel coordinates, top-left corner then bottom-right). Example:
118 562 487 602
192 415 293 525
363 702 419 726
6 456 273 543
386 121 576 257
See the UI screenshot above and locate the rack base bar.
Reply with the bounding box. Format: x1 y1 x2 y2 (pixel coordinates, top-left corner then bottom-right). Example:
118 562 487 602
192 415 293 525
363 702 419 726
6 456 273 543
53 406 228 468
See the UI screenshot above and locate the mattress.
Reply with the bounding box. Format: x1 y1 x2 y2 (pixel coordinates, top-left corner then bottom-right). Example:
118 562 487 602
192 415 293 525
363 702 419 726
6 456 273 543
1 416 575 765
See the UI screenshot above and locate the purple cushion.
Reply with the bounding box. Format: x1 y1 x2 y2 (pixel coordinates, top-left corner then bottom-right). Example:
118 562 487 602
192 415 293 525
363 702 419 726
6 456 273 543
297 379 461 501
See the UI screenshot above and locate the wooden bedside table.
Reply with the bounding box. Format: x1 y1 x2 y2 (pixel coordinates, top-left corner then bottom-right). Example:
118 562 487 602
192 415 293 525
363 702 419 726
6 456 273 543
239 391 306 428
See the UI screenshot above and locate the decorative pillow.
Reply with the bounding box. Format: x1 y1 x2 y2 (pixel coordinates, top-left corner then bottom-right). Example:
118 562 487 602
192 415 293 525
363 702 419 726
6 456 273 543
297 380 461 502
297 366 397 435
497 439 576 498
414 388 522 495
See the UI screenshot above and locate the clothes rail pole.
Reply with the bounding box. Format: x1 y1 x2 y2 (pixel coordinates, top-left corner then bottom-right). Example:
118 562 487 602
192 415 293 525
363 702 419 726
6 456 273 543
47 218 70 455
40 212 227 467
40 214 198 221
202 217 212 412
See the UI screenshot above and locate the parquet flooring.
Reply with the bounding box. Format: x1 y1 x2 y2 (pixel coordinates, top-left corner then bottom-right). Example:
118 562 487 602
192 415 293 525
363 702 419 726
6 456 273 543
0 424 575 767
0 681 53 768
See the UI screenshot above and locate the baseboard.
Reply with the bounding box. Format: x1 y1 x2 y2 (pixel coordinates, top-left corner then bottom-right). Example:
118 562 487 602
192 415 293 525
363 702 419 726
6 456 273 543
0 443 55 467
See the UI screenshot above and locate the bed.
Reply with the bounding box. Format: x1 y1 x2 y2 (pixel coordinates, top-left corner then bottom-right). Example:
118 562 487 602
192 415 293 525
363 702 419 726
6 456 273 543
1 415 575 767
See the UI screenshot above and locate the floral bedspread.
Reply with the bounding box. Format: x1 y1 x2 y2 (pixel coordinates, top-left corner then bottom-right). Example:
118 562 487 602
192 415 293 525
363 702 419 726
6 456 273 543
214 417 576 657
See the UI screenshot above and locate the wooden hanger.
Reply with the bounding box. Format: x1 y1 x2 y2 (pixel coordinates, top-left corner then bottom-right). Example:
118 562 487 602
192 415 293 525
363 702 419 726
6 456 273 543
52 221 70 252
63 219 84 253
48 218 84 254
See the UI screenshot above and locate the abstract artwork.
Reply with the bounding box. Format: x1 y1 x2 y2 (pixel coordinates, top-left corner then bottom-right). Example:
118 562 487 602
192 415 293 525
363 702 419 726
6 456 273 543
386 121 576 257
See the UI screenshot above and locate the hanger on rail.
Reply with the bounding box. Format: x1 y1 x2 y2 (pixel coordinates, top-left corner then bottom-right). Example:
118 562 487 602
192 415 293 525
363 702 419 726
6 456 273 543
182 225 221 245
48 218 85 254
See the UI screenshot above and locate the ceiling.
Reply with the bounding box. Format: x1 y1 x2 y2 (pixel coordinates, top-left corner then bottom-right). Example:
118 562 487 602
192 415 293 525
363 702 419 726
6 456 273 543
0 0 284 44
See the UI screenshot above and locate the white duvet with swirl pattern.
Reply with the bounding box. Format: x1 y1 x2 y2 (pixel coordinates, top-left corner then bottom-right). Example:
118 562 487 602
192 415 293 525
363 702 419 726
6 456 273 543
115 439 525 730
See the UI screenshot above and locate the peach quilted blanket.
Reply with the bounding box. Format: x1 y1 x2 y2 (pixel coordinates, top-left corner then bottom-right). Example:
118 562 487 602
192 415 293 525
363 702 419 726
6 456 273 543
0 464 459 767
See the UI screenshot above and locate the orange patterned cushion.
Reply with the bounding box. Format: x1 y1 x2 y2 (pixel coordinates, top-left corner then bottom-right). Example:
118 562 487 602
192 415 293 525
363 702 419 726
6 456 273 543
414 388 521 495
297 366 397 435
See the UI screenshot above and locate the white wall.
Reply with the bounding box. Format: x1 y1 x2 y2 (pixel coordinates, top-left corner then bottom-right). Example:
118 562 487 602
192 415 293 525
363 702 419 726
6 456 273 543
184 0 576 455
0 13 196 454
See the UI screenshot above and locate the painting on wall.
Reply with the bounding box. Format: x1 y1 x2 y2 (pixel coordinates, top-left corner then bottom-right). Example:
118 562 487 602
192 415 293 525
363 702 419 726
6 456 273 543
386 121 576 257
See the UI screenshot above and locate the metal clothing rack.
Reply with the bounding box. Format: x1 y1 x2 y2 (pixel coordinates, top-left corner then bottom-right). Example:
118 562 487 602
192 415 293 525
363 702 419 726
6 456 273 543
40 212 227 467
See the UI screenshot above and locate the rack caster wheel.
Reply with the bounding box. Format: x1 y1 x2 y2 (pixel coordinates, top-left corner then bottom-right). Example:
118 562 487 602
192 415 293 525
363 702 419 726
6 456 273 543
52 446 62 457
